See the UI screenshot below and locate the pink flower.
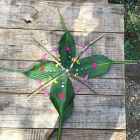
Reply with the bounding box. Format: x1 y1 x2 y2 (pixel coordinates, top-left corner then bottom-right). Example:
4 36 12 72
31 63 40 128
40 54 47 60
60 94 64 99
40 67 45 71
77 84 83 93
84 73 89 81
76 42 91 57
38 78 50 96
50 48 58 52
66 47 70 51
93 63 97 68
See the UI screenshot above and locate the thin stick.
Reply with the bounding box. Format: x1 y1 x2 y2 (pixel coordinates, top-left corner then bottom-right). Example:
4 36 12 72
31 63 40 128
68 73 97 94
31 38 64 69
70 34 105 68
26 72 64 100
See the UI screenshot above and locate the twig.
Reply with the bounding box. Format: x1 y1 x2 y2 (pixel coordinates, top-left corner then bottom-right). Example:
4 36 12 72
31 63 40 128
31 38 64 69
70 34 105 69
26 72 64 100
68 73 97 94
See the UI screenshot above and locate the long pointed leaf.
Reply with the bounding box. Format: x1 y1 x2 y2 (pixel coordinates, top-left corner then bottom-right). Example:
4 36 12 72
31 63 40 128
69 55 137 78
57 9 76 69
24 62 65 81
50 73 74 140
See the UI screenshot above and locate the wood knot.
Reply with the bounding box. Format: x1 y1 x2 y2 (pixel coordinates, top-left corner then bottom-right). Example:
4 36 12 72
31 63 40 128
24 20 32 23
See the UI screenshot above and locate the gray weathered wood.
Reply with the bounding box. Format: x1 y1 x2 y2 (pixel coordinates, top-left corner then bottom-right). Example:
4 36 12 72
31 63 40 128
0 29 124 61
0 0 126 139
0 2 124 32
0 0 108 4
0 94 125 129
0 129 126 140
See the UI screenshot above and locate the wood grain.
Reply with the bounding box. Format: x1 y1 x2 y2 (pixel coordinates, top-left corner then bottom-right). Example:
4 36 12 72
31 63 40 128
0 29 124 61
0 0 108 4
0 2 124 32
0 0 126 139
0 94 125 129
0 129 126 140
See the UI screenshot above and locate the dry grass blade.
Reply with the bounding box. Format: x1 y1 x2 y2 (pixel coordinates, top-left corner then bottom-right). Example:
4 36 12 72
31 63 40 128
31 38 64 69
68 73 97 94
26 72 65 100
70 34 105 69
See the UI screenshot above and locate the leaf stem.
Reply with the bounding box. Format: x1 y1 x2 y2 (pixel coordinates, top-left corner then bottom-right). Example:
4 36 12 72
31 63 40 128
112 61 137 64
26 72 65 100
0 67 24 73
57 117 62 140
31 38 64 69
70 33 105 69
57 8 67 32
68 73 97 94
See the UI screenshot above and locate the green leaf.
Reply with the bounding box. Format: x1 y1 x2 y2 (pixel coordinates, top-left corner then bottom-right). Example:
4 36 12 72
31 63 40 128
23 62 65 81
50 73 74 140
57 9 76 69
69 55 137 78
0 62 65 81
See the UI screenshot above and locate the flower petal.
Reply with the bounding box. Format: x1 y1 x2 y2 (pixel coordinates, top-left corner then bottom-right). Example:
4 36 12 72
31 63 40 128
38 78 50 96
77 84 83 93
77 42 91 57
50 48 58 52
84 73 89 81
76 42 84 48
42 90 50 96
40 54 47 60
38 78 41 87
86 50 91 57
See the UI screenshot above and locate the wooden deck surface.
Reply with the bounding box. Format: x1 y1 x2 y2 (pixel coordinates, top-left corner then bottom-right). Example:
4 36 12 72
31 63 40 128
0 0 125 139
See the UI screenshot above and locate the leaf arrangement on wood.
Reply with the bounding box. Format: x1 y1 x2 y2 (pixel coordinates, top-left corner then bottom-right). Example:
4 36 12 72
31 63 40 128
0 9 137 140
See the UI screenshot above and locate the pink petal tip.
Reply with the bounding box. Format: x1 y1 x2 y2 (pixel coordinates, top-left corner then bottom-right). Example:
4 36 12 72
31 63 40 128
50 48 58 52
76 42 84 48
38 78 41 87
86 50 91 57
40 54 47 60
42 90 50 96
77 84 83 93
84 73 89 81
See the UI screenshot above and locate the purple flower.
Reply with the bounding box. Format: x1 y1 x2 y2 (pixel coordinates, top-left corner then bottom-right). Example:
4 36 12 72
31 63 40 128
76 42 84 48
38 78 50 96
40 54 47 60
50 48 58 52
38 78 41 87
84 73 89 81
76 42 91 57
77 84 83 93
42 90 50 96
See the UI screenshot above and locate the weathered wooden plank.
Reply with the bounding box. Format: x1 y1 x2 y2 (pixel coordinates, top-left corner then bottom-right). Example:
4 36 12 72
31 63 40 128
0 2 124 32
0 94 125 129
0 29 124 61
0 0 108 4
0 60 125 95
0 129 126 140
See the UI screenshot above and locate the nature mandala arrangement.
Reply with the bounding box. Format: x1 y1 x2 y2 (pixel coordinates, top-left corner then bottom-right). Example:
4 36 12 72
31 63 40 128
0 9 137 140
